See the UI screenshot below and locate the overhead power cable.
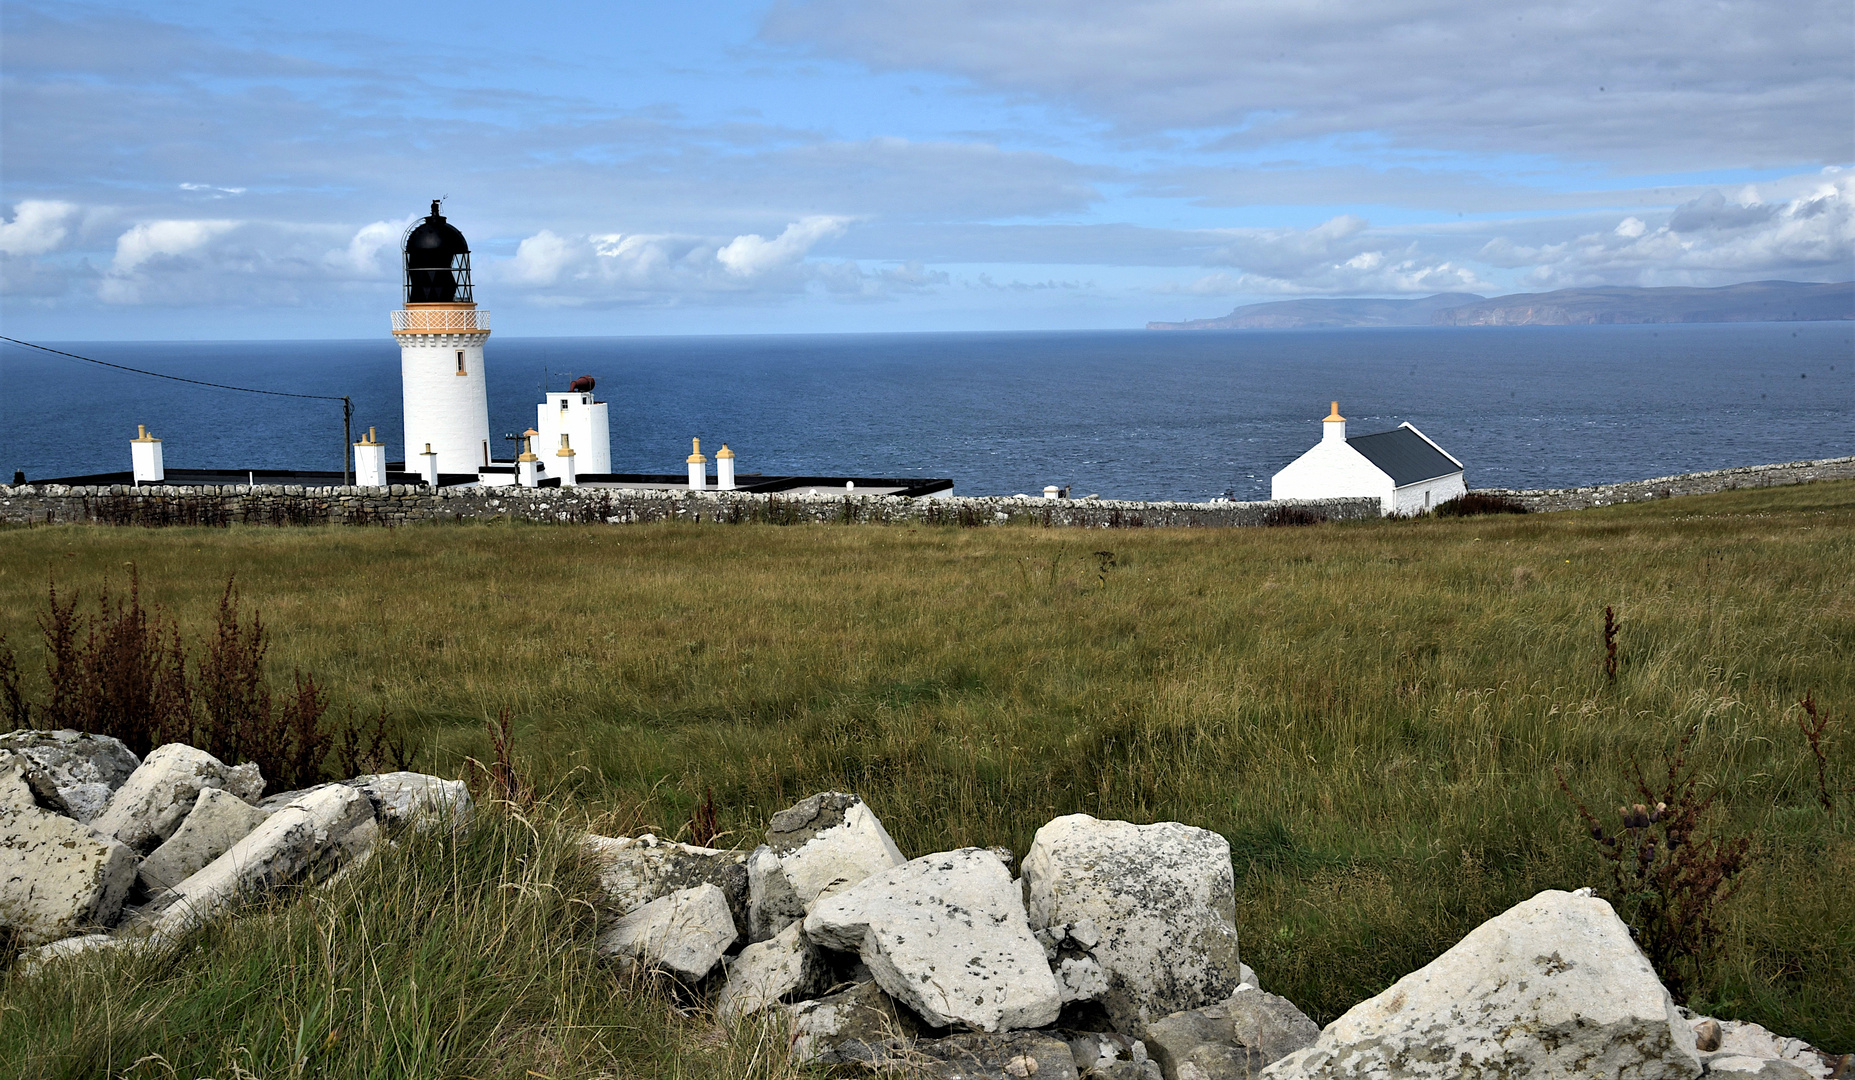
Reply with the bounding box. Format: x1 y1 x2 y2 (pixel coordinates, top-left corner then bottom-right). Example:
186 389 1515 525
3 335 357 485
1 336 346 401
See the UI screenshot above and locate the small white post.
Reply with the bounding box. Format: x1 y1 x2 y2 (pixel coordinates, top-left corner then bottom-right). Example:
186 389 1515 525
354 427 388 487
556 433 577 487
419 443 439 486
131 425 164 484
687 438 707 489
716 444 736 490
516 434 541 487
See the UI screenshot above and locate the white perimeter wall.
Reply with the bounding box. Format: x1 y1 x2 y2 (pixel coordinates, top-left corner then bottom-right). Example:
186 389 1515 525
1391 472 1468 515
400 333 491 474
535 394 612 474
1271 441 1394 511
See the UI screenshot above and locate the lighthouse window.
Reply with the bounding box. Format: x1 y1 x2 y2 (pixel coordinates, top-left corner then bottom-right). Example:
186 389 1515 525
456 351 466 375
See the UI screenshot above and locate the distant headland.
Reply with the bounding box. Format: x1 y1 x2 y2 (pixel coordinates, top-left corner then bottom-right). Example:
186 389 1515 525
1147 279 1855 330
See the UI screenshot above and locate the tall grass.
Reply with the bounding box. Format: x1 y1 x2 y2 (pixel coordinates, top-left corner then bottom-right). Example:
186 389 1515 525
0 797 811 1080
0 479 1849 1060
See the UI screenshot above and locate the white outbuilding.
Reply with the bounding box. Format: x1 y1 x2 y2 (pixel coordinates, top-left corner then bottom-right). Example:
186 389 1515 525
1271 402 1466 515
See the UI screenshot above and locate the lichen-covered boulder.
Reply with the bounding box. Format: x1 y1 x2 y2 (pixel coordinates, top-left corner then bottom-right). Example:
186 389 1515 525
717 921 832 1019
146 783 373 936
912 1030 1084 1080
92 744 263 854
1 764 137 944
137 786 272 893
1022 814 1243 1035
748 792 905 941
0 729 140 823
785 978 918 1065
584 833 749 935
1145 987 1320 1079
1260 890 1704 1080
594 882 737 983
345 773 472 830
806 846 1062 1033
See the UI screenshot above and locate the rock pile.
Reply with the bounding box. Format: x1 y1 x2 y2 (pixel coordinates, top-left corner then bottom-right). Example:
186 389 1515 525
7 754 1845 1080
585 794 1849 1080
2 729 469 956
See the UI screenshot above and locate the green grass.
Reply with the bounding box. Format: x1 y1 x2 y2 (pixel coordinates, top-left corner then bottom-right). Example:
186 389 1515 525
2 480 1851 1075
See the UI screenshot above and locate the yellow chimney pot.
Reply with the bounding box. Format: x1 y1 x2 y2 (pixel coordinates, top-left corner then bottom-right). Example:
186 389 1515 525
1324 401 1344 422
687 437 707 464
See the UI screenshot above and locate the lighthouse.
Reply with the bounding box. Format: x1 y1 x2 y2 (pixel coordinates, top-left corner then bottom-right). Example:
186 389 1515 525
393 201 491 475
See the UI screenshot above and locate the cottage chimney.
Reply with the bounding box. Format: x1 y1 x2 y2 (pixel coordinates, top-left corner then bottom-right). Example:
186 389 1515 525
716 444 736 490
556 433 577 487
419 442 440 487
354 426 388 488
131 425 164 484
1322 401 1347 443
687 438 708 489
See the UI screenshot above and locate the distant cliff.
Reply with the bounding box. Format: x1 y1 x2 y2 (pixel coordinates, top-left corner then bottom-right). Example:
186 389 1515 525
1149 280 1854 330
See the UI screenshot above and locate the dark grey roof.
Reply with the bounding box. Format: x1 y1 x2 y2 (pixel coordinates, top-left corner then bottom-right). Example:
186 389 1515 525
1348 427 1460 486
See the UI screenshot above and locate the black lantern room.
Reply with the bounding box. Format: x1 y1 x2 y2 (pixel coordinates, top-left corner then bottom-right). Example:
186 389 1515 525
403 200 473 304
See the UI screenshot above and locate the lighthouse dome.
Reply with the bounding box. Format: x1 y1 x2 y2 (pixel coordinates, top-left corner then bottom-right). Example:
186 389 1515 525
403 200 474 303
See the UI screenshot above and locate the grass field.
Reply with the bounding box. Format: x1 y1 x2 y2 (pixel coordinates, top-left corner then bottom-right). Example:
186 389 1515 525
1 480 1851 1076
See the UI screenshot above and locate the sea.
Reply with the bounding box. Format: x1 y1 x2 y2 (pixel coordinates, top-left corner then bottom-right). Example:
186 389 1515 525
3 324 1851 502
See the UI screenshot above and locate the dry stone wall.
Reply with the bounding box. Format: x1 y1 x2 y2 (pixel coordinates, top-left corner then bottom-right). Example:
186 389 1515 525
1474 455 1855 513
0 454 1847 531
0 483 1378 529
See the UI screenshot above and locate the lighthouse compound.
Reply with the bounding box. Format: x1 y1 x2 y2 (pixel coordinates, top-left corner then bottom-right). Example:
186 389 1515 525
38 201 953 499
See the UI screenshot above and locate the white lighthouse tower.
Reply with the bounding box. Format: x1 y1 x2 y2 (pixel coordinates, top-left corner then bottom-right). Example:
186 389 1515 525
393 201 491 477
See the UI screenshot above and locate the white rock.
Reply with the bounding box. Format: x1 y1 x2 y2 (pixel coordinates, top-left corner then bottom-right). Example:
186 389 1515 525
1703 1057 1816 1080
1260 889 1704 1080
785 979 918 1065
0 729 140 823
147 783 373 936
717 921 831 1019
1696 1018 1836 1080
594 882 737 982
762 791 905 910
746 843 807 942
1 765 138 945
1023 814 1244 1033
92 744 265 853
805 846 1062 1032
584 832 750 933
1058 954 1110 1003
346 772 472 829
137 787 272 892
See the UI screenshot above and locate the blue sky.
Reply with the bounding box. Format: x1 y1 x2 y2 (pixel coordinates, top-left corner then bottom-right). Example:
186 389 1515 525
2 0 1850 339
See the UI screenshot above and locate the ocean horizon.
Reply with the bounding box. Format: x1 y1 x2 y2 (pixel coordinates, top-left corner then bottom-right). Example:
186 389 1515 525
4 323 1851 502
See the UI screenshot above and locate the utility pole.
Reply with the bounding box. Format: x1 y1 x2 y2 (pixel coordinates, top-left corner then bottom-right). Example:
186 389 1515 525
342 396 353 487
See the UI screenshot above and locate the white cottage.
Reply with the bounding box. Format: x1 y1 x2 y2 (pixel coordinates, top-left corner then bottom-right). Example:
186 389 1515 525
1271 402 1466 515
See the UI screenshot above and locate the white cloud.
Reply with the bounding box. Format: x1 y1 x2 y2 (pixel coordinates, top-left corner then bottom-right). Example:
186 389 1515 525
1481 173 1855 287
326 219 408 278
109 219 238 274
1615 217 1646 238
717 216 849 276
0 200 79 256
485 217 936 307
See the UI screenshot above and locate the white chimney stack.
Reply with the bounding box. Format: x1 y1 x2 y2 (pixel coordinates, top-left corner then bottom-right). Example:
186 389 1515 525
131 425 164 484
687 438 707 489
419 442 439 486
354 427 388 487
556 433 578 487
516 431 541 487
1321 401 1347 443
716 444 736 490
